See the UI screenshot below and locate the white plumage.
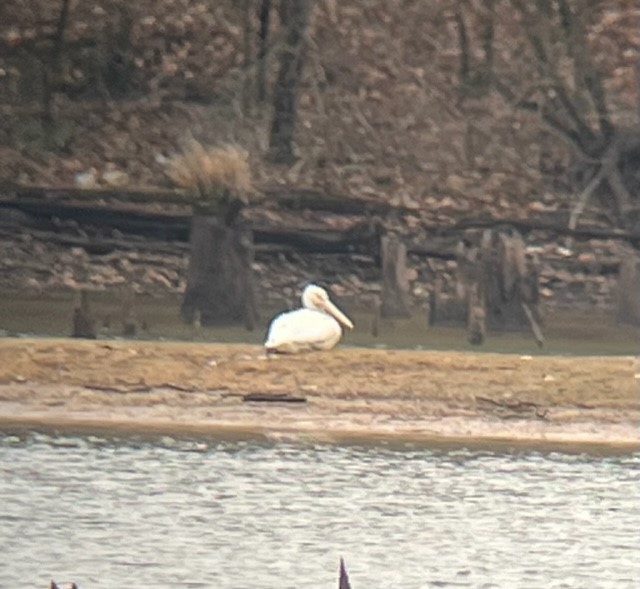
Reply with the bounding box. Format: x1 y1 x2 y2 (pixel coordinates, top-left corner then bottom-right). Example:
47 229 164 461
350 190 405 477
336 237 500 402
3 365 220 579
264 284 354 353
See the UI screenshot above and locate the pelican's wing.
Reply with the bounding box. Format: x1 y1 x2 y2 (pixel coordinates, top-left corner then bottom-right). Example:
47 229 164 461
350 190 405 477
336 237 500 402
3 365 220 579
265 308 342 353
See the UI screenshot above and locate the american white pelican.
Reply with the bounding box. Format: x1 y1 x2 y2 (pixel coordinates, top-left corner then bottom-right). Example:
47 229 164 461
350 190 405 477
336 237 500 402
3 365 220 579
265 284 354 353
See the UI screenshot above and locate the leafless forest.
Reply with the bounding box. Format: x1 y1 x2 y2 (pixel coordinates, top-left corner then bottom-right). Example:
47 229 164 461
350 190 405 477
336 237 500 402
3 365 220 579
1 1 639 327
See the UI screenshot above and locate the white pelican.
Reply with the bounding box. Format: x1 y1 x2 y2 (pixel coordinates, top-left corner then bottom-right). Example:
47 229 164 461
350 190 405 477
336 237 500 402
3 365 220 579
265 284 354 353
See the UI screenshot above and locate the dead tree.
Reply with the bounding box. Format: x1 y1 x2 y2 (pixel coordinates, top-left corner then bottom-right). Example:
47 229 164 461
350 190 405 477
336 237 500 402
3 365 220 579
457 1 640 230
41 0 71 145
256 0 272 103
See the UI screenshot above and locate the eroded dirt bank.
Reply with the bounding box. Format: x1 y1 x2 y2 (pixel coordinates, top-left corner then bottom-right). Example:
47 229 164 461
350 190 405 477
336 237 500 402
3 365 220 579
0 339 638 451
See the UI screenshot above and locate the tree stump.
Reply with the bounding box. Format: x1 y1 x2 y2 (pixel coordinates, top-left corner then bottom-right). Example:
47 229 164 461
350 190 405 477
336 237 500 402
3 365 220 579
181 215 257 329
120 285 138 336
616 249 640 326
454 227 543 345
71 289 96 339
428 275 467 325
467 282 486 345
380 233 412 318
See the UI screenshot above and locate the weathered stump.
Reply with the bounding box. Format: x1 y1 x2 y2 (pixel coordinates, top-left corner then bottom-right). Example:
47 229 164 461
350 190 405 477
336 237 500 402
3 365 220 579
120 285 138 336
428 275 467 325
71 289 96 339
380 233 411 318
181 214 257 329
467 282 486 345
431 227 543 345
616 249 640 326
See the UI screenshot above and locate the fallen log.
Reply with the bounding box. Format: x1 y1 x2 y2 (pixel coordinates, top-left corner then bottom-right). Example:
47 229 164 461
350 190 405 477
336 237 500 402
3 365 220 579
0 182 191 206
0 198 382 255
1 182 401 215
0 192 634 272
453 213 640 243
0 197 192 241
2 182 639 242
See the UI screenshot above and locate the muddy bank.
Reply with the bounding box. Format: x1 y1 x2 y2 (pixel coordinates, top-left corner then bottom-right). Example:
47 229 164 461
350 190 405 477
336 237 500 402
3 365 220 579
0 339 638 450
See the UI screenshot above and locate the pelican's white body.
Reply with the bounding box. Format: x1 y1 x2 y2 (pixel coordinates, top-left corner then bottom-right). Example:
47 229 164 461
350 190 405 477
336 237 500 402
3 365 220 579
264 285 354 353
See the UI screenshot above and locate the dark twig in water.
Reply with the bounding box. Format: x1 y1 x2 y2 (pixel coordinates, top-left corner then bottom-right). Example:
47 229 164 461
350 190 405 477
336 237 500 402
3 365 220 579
85 383 151 394
242 392 307 403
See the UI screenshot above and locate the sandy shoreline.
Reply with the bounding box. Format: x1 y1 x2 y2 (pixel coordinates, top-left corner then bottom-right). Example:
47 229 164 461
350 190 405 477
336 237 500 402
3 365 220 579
0 339 638 452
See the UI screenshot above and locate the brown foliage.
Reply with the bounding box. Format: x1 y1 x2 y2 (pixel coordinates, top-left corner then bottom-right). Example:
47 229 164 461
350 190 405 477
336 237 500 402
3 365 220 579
1 0 638 225
167 141 252 207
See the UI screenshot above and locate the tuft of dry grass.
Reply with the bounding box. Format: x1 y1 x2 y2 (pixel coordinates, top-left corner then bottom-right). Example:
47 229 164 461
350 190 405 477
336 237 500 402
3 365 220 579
167 140 252 206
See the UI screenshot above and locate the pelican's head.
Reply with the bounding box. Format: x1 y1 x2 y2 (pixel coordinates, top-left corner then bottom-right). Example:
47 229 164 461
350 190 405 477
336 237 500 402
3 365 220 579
301 284 354 330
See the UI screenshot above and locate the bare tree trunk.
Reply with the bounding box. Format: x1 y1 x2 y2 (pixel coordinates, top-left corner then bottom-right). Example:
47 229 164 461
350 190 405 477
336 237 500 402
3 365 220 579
41 0 71 147
268 0 312 163
635 60 640 122
257 0 272 103
241 0 254 112
380 234 412 318
182 215 257 329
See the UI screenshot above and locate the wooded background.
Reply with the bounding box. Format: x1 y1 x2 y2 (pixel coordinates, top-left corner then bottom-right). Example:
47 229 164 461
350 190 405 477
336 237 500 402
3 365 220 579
1 0 640 334
1 0 638 230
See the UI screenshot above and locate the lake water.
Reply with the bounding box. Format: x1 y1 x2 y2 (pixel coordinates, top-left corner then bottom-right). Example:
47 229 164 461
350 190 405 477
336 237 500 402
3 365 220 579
0 433 638 589
1 292 638 356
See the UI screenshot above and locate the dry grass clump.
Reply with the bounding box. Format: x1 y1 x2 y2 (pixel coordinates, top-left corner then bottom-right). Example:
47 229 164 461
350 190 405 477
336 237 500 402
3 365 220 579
167 140 252 206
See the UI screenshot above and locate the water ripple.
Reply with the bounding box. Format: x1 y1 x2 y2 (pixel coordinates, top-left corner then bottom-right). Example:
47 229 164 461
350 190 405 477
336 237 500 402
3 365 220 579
0 433 638 589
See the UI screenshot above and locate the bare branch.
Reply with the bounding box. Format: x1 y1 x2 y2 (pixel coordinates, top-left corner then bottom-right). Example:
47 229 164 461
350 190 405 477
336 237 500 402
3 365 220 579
511 2 597 145
556 0 612 138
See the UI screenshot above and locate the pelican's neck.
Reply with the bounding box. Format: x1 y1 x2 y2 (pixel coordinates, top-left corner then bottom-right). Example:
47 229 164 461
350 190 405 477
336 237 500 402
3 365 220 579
301 286 323 312
301 292 319 311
